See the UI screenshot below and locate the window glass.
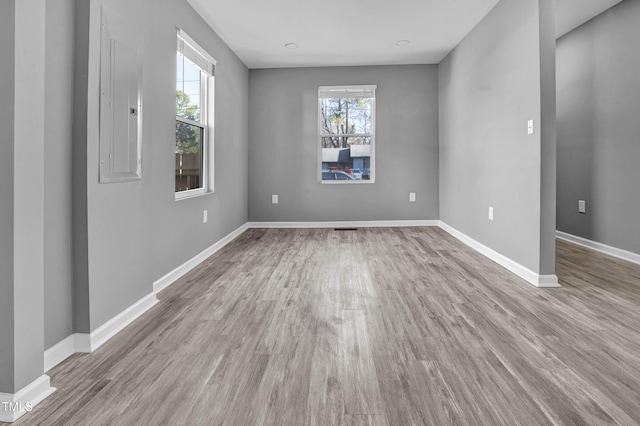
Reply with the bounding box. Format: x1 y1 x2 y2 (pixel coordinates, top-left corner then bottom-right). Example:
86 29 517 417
175 121 203 192
176 52 201 122
319 86 376 183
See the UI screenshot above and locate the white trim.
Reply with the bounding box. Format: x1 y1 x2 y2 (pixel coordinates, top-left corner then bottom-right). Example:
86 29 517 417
177 28 216 72
45 293 160 366
0 375 56 423
556 231 640 266
75 334 92 354
248 220 440 229
318 85 377 96
89 292 158 352
439 222 560 288
45 223 250 372
153 222 250 294
175 187 207 200
43 334 91 372
320 180 375 185
176 115 204 128
536 275 561 288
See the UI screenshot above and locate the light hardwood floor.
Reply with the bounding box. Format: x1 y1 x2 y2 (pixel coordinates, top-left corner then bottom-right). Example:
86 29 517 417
6 227 640 425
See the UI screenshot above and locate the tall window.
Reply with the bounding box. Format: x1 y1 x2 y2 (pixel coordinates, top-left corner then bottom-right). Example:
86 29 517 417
318 85 376 183
175 30 215 199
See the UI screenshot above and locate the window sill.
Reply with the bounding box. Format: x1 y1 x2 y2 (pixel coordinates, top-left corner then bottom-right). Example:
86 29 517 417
175 189 214 201
319 180 376 185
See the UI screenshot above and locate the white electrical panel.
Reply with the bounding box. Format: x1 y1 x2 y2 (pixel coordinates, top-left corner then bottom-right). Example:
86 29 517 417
99 7 142 183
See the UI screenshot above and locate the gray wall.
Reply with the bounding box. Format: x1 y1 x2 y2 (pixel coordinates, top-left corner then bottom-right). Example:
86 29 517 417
44 0 76 349
248 65 439 222
439 0 556 274
78 0 249 330
557 0 640 255
72 0 91 334
0 0 16 394
12 0 47 392
538 0 557 275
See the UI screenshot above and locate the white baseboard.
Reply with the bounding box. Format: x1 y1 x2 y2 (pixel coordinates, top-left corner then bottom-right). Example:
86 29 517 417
44 333 86 373
75 334 92 354
44 293 157 371
153 223 250 294
536 274 561 288
0 375 56 423
439 222 560 288
556 231 640 266
247 220 440 229
45 223 250 373
89 292 158 352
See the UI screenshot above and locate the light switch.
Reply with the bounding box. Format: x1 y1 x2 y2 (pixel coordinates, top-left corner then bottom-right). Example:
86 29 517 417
489 207 494 221
203 210 208 223
527 120 534 135
409 193 416 202
578 200 586 214
272 194 279 204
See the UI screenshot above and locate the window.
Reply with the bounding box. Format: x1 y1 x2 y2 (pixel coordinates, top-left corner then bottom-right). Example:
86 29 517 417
175 30 215 199
318 85 376 183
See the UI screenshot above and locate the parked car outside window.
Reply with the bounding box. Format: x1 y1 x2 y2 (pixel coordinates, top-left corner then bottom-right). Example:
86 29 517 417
322 171 355 181
351 169 363 180
328 167 354 177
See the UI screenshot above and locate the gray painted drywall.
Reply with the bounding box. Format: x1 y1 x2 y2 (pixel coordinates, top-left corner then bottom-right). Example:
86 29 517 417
439 0 556 275
557 0 640 255
13 0 47 391
538 0 557 275
72 0 91 334
248 65 439 222
0 0 16 395
44 0 76 349
77 0 248 330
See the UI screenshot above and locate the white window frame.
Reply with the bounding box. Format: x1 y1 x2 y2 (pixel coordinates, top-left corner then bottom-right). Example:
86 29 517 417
317 85 376 184
175 29 216 200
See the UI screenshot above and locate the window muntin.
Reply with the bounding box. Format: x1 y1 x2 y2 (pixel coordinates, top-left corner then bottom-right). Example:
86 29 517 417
175 30 215 199
318 85 376 183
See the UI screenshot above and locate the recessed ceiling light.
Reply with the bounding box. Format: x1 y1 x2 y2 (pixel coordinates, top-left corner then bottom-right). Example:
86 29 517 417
396 40 410 47
284 43 299 49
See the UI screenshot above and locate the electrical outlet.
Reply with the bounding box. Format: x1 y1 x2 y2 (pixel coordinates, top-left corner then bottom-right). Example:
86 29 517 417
409 192 416 202
578 200 586 214
272 194 279 204
489 206 494 221
203 210 208 223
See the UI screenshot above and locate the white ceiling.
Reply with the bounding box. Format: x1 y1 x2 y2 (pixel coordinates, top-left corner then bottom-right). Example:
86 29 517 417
187 0 625 69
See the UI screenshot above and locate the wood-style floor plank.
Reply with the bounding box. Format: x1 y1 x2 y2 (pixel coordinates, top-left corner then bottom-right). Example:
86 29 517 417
341 310 384 416
5 228 640 426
